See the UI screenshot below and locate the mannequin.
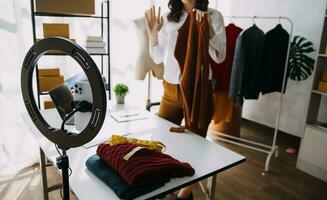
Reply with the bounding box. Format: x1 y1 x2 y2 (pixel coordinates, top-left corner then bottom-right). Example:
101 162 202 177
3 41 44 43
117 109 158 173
133 17 164 80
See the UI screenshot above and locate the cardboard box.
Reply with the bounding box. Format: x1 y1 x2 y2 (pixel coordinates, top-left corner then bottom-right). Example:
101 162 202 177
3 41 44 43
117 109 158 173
36 38 76 43
43 23 69 38
39 76 64 92
322 71 327 82
318 81 327 93
38 68 60 77
35 0 95 15
43 99 55 109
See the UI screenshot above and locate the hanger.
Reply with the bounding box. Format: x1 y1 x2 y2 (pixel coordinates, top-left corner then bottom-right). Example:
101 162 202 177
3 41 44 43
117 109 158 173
230 16 234 24
252 15 257 26
277 16 283 25
277 16 284 29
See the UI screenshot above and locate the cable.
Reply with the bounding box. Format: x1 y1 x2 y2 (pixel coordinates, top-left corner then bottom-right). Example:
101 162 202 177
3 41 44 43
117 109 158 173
55 144 63 157
69 166 72 177
60 187 64 199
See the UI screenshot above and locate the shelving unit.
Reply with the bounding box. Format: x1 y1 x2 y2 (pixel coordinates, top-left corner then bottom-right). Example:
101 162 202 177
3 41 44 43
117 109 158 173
312 89 327 96
297 8 327 182
30 0 111 108
318 53 327 58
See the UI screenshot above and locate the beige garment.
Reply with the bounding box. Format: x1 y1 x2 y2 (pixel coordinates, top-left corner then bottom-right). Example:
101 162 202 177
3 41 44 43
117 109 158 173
209 105 242 137
212 91 233 124
133 17 164 80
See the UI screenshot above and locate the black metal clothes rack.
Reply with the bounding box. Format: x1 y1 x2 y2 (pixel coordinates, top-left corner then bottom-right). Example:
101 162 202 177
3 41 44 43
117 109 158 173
29 1 110 199
30 0 111 110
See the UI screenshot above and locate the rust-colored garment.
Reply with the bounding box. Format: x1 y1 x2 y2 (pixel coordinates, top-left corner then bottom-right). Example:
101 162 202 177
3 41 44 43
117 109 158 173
158 81 212 137
174 12 213 131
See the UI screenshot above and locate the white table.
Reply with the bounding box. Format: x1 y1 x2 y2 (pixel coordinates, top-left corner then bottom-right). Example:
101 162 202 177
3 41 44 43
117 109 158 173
22 103 245 200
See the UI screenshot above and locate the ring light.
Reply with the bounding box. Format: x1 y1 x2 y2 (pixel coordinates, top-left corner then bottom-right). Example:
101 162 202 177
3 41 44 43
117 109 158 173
21 37 107 149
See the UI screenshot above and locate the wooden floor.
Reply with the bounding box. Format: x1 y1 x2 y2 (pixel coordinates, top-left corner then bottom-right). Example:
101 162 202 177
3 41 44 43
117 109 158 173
1 120 326 200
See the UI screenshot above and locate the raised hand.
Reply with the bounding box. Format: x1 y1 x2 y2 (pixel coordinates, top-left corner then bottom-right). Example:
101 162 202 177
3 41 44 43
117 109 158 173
193 9 215 38
145 6 164 46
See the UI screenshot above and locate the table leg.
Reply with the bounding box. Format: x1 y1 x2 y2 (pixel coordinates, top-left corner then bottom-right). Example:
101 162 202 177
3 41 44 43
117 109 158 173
206 175 217 200
40 148 49 200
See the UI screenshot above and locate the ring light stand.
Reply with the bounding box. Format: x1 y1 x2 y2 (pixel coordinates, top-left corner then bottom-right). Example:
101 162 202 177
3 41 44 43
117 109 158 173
21 37 107 200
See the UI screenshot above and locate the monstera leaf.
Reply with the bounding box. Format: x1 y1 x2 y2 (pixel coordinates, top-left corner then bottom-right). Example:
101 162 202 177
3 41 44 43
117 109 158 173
287 36 315 81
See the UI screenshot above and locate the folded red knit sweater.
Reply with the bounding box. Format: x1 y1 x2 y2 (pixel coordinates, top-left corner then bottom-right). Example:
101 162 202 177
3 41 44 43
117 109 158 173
96 143 195 187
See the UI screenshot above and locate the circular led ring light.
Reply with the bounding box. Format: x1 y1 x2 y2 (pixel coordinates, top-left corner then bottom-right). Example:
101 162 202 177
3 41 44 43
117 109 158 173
21 37 107 149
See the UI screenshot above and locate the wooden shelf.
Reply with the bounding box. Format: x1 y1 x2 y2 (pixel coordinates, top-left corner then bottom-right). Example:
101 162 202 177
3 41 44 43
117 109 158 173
312 90 327 96
318 53 327 58
44 52 109 56
34 12 107 19
306 124 327 134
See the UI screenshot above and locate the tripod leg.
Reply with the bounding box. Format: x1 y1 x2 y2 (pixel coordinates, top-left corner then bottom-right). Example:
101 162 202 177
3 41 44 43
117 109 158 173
40 148 49 200
57 150 70 200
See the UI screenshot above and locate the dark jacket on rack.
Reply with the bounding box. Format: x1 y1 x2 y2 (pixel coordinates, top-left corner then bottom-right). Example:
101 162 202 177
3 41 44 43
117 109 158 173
241 24 265 99
211 23 243 91
256 24 289 95
229 32 244 105
229 25 265 104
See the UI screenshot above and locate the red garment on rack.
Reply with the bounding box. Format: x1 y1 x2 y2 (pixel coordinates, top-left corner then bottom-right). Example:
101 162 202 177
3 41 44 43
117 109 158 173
96 143 195 187
211 23 243 91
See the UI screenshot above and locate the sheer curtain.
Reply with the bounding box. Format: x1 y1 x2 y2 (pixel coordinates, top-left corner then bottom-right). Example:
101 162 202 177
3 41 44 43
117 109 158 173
0 0 38 175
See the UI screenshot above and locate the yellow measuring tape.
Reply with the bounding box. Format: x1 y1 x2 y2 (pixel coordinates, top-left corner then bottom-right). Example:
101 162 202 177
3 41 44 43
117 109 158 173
108 134 166 152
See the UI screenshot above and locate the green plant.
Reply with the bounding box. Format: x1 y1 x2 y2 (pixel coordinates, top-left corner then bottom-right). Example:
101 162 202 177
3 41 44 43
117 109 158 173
114 83 128 96
288 35 315 81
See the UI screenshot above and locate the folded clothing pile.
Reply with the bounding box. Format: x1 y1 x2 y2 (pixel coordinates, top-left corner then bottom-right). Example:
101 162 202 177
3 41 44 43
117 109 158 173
97 143 195 187
86 155 170 200
85 140 195 199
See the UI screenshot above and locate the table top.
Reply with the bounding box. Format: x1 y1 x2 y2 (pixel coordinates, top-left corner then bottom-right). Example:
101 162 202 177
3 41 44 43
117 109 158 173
22 103 245 200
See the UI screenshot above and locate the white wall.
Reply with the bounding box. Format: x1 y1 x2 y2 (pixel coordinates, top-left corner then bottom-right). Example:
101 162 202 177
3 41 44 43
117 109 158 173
217 0 327 137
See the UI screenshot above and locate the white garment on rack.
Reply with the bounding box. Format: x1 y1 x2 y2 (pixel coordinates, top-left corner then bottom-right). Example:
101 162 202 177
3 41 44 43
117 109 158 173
149 8 227 84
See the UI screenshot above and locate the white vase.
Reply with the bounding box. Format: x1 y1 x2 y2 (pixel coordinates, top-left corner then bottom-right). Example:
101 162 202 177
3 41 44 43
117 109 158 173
116 95 125 104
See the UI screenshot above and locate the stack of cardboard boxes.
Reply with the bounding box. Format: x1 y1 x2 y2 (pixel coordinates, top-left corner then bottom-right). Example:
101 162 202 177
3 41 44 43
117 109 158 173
39 68 64 109
318 70 327 93
34 0 96 109
35 0 95 15
40 23 76 53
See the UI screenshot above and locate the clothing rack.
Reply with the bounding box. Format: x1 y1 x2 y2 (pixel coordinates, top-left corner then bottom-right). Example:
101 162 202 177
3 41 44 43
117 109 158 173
211 16 294 172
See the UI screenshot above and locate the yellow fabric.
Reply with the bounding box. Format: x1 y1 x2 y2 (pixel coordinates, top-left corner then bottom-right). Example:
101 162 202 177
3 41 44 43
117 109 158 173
212 90 233 124
123 147 146 161
108 135 166 152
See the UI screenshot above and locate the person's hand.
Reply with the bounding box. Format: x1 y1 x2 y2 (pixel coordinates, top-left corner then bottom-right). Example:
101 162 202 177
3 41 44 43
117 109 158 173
145 6 164 46
193 9 215 38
